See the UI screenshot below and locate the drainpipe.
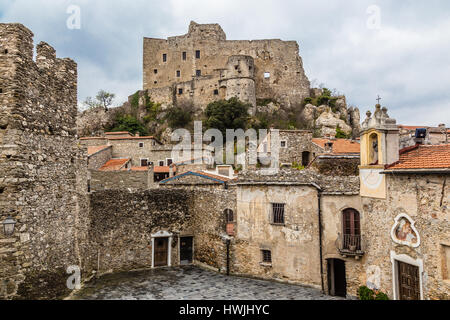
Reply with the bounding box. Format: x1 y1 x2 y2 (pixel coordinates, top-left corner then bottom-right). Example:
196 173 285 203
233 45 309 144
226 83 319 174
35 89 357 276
317 190 325 293
226 239 231 276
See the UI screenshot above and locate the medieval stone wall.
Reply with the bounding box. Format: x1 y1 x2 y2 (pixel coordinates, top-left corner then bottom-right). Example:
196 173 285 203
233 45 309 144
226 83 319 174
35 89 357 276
89 169 153 192
0 23 90 299
86 187 235 275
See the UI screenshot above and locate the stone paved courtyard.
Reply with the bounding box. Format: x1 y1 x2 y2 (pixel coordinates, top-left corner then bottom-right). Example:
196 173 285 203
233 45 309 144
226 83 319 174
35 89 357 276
69 266 342 300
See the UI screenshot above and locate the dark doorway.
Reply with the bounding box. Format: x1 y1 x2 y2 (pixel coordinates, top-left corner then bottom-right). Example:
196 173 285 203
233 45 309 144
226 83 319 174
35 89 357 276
180 236 193 265
302 151 310 167
397 261 420 300
327 259 347 297
154 237 169 267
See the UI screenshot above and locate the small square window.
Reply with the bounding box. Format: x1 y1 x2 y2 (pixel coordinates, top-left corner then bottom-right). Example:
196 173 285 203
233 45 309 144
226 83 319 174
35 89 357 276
178 88 183 95
0 88 3 94
159 160 165 166
177 70 181 77
281 141 287 148
214 89 219 95
141 159 148 167
154 69 158 74
196 70 201 77
182 52 187 60
261 250 272 264
163 54 167 62
264 72 270 79
139 143 144 148
167 158 173 166
272 203 285 224
195 50 201 59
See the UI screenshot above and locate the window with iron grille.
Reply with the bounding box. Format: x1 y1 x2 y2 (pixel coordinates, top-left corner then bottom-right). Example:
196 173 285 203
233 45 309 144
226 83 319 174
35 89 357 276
195 50 201 59
261 250 272 264
163 54 167 62
272 203 285 224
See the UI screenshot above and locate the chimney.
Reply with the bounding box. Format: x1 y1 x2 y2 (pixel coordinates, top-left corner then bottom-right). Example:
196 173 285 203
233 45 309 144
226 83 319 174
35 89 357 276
325 142 333 153
169 165 175 178
147 162 154 188
135 132 140 137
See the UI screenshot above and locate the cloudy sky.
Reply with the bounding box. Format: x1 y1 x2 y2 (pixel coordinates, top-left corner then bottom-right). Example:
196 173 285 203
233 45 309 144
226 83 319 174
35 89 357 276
1 0 449 126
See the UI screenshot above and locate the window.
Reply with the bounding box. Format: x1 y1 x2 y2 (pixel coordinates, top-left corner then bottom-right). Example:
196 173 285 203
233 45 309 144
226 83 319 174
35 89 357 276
141 159 149 167
196 70 202 77
182 52 187 60
0 88 2 94
154 69 158 74
214 89 219 95
87 180 91 193
225 209 234 223
342 209 361 251
159 160 165 166
195 50 201 59
177 70 181 77
178 88 183 95
167 158 173 166
139 143 144 148
163 54 167 62
261 250 272 264
272 203 285 224
264 72 270 79
280 140 287 148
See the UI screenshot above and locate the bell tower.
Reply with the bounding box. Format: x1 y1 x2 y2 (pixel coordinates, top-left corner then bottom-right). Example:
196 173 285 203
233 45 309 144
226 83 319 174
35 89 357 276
359 104 399 198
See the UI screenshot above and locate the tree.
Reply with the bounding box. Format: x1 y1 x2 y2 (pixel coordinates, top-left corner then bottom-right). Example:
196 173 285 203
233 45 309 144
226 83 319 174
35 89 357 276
83 90 115 111
165 102 194 129
205 97 251 137
108 115 148 136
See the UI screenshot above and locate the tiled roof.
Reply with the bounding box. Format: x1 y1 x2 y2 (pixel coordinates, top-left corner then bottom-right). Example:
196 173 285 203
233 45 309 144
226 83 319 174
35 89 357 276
160 171 231 184
105 131 132 135
99 158 130 171
127 166 177 173
80 137 107 141
398 125 450 133
107 136 157 141
312 138 360 154
87 145 110 156
385 144 450 170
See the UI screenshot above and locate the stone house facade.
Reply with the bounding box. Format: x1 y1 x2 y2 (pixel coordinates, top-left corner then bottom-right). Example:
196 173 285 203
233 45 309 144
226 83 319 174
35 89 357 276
143 21 311 110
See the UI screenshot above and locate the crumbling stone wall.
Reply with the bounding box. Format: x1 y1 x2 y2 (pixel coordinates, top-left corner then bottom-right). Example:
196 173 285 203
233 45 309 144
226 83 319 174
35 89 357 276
0 24 90 300
88 146 112 170
310 156 360 176
143 21 310 108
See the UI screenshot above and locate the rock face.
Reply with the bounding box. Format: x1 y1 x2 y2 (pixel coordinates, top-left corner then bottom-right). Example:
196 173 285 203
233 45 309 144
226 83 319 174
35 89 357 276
316 108 353 137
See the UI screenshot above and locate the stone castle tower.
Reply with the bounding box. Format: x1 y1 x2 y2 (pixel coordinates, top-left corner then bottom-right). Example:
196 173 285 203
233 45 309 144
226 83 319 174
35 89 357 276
143 21 311 111
0 23 90 299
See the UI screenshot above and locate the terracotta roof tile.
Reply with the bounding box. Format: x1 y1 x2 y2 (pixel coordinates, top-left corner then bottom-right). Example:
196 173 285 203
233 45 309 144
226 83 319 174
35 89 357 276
99 158 131 171
386 144 450 170
87 145 110 156
312 138 360 154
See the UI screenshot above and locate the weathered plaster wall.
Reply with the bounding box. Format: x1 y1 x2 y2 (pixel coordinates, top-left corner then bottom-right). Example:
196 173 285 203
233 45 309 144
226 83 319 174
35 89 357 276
360 174 450 300
234 184 322 288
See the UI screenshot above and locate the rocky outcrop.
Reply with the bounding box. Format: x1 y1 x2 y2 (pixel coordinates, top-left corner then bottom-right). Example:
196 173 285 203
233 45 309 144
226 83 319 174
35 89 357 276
316 108 353 137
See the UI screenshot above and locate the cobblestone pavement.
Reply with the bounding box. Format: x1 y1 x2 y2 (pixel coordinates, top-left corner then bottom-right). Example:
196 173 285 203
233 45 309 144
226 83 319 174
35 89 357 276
69 266 342 300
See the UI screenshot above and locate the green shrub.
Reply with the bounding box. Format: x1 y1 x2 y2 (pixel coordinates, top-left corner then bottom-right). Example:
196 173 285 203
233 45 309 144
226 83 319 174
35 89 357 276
357 286 389 300
108 114 148 136
205 97 251 137
292 162 305 170
336 125 351 139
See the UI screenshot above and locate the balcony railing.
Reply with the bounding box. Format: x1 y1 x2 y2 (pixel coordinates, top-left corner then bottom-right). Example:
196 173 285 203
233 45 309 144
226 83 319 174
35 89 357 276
336 233 365 258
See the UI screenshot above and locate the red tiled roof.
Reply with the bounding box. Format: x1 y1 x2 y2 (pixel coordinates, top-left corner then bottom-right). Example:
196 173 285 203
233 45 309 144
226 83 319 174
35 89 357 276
312 138 360 154
386 144 450 170
87 145 110 156
105 131 132 135
107 136 157 141
99 158 130 171
398 125 450 133
80 137 106 141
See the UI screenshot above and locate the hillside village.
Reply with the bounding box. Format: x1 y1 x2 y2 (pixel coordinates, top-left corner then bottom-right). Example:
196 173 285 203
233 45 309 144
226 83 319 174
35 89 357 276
0 22 449 301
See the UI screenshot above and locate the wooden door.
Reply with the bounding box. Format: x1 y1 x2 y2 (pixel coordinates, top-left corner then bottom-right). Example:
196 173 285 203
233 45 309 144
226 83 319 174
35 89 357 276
398 261 420 300
154 237 168 267
180 237 193 264
327 259 347 297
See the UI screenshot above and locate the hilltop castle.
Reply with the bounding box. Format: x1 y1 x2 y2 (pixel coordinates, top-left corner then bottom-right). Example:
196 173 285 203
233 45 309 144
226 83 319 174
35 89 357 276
143 21 311 112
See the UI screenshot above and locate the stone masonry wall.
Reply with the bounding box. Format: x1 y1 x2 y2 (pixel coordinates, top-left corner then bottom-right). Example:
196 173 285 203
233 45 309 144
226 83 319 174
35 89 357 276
89 169 153 192
86 187 236 275
88 146 112 170
0 24 90 299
